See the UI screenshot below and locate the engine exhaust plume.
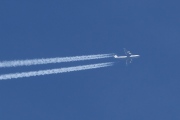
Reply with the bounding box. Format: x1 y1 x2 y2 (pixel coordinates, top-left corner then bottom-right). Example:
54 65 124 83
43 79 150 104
0 54 113 68
0 62 114 80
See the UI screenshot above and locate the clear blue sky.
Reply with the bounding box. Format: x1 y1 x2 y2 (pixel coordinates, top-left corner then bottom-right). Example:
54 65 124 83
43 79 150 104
0 0 180 119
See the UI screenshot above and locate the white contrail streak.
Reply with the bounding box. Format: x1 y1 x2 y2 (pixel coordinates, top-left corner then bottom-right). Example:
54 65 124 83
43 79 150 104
0 54 113 68
0 62 114 80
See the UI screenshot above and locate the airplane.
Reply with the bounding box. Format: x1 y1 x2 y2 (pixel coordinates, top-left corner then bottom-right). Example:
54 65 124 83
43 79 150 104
114 48 140 65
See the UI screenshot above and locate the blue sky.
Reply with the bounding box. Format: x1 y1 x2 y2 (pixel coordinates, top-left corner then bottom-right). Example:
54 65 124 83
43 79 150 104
0 0 180 119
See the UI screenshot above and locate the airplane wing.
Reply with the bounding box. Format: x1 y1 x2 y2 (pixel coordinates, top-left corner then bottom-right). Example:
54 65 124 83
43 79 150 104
126 58 133 65
124 48 131 56
123 48 128 55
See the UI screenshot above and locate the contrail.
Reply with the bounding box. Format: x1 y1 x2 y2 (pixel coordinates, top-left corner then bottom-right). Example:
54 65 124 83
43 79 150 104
0 54 113 68
0 62 114 80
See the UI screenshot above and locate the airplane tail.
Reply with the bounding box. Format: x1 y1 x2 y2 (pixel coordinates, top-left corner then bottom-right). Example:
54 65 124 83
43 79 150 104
114 55 118 58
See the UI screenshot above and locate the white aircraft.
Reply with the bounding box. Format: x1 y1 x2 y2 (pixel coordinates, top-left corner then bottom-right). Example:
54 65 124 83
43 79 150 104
114 48 140 65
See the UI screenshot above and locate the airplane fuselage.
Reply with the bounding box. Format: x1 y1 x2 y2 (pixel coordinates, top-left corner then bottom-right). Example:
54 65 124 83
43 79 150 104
114 55 140 59
129 55 140 58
